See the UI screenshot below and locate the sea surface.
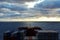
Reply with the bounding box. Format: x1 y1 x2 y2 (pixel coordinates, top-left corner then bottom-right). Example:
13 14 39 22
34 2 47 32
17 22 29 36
0 22 60 40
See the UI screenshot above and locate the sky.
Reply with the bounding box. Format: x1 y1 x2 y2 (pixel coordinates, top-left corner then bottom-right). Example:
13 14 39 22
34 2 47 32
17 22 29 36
0 0 60 21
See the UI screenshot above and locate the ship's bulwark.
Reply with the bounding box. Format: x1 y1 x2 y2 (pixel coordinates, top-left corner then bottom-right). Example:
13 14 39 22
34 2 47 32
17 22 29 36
0 22 59 40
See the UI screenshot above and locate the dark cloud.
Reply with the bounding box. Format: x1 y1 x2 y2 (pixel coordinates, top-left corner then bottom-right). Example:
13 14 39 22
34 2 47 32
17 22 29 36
0 3 27 11
34 0 60 9
0 0 35 3
32 0 60 16
16 0 35 2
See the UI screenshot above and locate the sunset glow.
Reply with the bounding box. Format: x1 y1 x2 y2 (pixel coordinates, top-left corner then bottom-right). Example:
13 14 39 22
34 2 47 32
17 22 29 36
0 17 60 22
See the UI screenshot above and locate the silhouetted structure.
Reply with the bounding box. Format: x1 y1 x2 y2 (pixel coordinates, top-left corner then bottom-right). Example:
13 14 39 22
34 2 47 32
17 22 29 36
18 27 28 30
37 30 58 40
4 27 58 40
26 28 37 36
4 31 11 40
11 31 24 40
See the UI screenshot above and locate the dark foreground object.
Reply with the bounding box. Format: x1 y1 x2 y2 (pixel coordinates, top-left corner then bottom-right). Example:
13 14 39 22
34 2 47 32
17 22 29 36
3 27 58 40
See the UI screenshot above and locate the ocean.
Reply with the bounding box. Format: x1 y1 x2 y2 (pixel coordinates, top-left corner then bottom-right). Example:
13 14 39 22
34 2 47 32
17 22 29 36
0 22 60 40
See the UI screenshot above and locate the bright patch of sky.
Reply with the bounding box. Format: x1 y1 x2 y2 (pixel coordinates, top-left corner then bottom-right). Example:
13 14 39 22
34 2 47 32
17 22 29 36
25 0 44 8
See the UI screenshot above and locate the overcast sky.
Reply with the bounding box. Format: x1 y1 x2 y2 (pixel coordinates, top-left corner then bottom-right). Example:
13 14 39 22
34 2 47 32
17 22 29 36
0 0 60 21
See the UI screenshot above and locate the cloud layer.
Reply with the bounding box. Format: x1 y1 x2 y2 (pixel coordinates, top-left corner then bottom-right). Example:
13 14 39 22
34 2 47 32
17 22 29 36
0 0 35 3
35 0 60 9
0 0 60 19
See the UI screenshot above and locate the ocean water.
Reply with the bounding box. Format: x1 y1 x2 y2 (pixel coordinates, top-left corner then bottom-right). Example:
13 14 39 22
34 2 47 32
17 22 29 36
0 22 60 40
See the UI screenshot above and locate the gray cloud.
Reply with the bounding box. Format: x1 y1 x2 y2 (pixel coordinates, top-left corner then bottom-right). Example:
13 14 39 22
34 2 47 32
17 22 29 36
0 2 27 11
32 0 60 17
34 0 60 9
0 0 35 3
0 8 41 18
0 0 60 19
